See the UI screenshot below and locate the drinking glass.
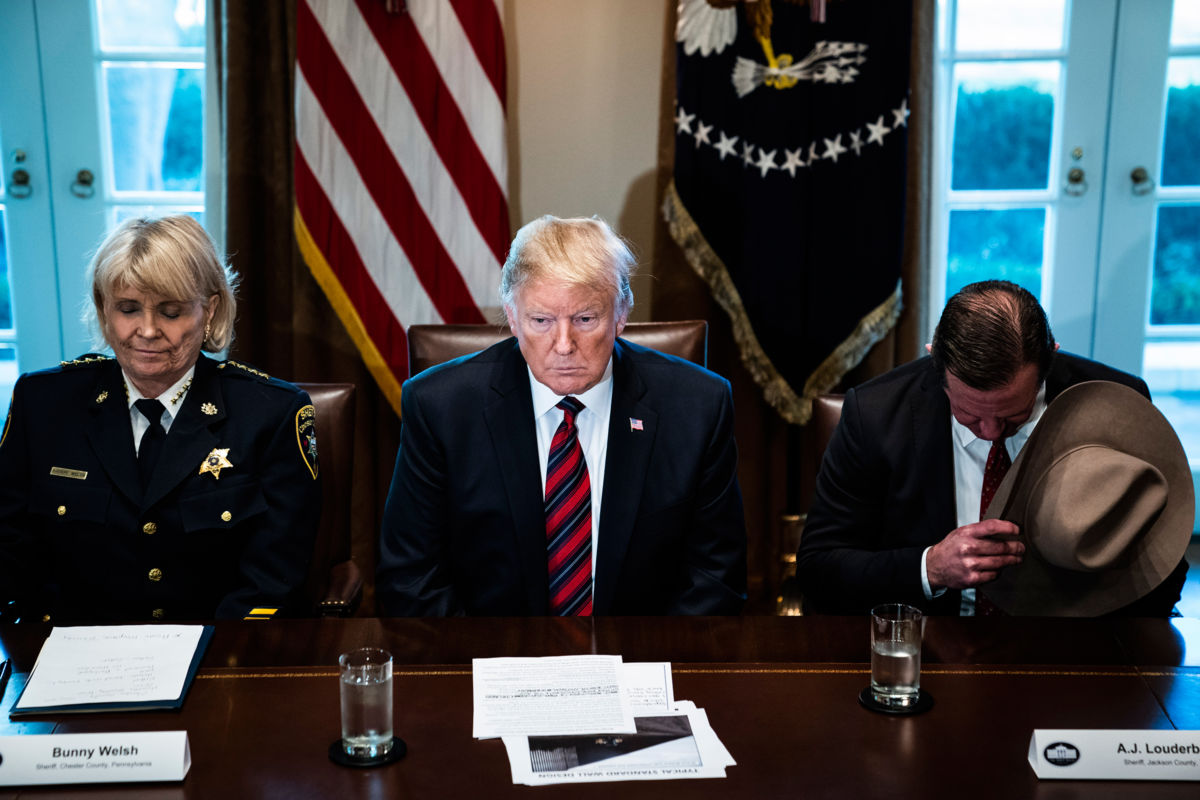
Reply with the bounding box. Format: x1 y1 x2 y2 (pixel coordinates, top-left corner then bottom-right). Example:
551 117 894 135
339 647 394 759
870 604 924 708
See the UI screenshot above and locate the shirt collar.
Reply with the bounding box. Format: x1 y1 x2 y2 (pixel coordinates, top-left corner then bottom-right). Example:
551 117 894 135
950 381 1048 452
528 357 614 419
124 364 197 423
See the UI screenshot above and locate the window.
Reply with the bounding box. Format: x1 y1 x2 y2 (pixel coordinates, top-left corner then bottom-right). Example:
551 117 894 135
0 0 209 416
934 0 1200 513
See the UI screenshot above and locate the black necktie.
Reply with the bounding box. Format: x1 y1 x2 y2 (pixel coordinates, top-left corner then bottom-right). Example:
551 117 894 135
135 399 166 489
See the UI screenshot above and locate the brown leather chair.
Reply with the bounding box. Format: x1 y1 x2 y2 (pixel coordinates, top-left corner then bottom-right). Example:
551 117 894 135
296 382 362 617
406 320 708 377
777 393 844 615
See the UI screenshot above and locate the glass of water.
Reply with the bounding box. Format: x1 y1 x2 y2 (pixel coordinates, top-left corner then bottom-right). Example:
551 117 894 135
870 604 924 708
339 648 394 759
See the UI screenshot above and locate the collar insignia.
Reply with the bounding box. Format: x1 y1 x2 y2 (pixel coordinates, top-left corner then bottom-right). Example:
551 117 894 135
201 402 218 416
95 390 109 404
199 448 233 479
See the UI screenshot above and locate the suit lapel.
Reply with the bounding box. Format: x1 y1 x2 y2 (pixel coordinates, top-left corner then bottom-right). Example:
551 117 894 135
482 341 550 614
593 340 655 615
913 364 957 536
84 360 141 505
142 356 223 510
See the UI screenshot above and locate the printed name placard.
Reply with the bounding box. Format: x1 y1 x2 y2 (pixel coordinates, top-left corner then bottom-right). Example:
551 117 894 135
0 731 190 786
1029 729 1200 781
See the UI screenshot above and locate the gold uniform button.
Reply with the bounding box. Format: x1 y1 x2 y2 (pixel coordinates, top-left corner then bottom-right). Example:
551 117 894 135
143 521 157 535
57 505 66 516
151 608 164 620
221 510 232 523
148 567 163 582
42 614 51 622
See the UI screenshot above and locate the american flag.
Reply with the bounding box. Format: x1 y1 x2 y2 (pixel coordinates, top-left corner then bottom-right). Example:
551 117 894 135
294 0 509 415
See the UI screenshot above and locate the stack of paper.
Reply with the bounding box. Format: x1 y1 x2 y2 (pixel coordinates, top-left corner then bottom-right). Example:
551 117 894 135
472 655 735 786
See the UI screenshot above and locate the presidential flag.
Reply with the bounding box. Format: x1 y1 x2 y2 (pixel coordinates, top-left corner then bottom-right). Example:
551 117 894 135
294 0 509 416
664 0 910 424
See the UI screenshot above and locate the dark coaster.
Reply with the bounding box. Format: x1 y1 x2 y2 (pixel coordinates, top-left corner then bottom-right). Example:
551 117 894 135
858 687 934 715
328 738 407 768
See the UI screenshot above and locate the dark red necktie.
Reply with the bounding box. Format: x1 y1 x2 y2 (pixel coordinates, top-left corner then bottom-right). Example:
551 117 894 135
545 397 592 616
976 438 1011 616
979 438 1011 518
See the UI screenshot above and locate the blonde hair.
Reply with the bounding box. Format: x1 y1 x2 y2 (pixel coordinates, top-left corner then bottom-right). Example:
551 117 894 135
87 215 238 351
500 216 635 317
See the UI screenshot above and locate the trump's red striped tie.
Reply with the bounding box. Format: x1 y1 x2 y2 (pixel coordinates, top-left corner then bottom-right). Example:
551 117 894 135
545 397 592 616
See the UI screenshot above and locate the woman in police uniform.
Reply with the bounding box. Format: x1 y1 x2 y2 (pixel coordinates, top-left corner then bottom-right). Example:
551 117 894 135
0 216 321 622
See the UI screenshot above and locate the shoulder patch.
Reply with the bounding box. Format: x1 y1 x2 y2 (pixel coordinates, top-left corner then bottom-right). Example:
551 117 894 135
219 359 272 381
59 354 114 369
295 404 318 479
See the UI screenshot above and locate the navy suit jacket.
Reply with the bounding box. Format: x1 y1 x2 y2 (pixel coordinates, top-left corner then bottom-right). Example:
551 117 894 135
794 351 1187 616
0 354 320 622
376 337 747 616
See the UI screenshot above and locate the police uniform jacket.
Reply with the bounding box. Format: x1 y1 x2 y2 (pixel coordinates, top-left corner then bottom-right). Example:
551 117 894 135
0 353 321 623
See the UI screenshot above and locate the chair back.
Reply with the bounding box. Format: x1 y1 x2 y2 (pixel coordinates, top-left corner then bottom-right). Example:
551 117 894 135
778 392 844 615
406 320 708 377
296 382 360 615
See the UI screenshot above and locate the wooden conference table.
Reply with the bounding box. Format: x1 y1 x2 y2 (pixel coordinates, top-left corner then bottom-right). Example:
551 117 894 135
1 615 1198 798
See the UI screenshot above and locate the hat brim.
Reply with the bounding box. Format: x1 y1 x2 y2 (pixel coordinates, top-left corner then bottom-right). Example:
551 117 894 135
980 381 1193 616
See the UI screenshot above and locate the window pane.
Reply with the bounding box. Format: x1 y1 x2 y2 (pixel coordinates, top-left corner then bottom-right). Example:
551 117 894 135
0 207 12 330
96 0 205 49
952 63 1057 190
112 206 203 227
105 64 204 192
1162 59 1200 187
946 208 1045 299
1171 0 1200 46
1151 205 1200 326
955 0 1066 52
0 346 16 420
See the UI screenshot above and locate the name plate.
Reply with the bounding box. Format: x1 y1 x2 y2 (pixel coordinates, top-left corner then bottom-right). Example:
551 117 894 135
1029 729 1200 781
0 731 190 786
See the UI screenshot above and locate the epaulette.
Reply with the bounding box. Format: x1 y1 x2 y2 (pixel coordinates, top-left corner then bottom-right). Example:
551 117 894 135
218 359 272 381
59 354 114 369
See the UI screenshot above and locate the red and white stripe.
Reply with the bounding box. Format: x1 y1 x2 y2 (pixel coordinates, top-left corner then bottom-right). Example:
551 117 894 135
295 0 508 399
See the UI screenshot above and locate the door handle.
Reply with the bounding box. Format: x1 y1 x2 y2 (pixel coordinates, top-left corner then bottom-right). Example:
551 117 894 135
1130 166 1155 196
8 167 32 198
70 168 95 198
1064 167 1087 197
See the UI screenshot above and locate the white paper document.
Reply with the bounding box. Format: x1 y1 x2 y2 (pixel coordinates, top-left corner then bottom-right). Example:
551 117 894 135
472 655 635 738
501 704 735 785
620 661 675 714
14 625 205 711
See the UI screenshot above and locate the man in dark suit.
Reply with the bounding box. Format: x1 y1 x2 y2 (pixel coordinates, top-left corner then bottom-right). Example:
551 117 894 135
796 280 1187 616
377 215 746 616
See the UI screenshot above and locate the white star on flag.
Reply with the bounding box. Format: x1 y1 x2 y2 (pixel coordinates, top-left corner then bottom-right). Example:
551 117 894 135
741 142 757 168
714 131 739 160
675 107 695 134
822 134 847 163
693 121 713 148
849 129 864 156
866 115 889 146
891 98 910 128
781 147 806 177
755 148 778 177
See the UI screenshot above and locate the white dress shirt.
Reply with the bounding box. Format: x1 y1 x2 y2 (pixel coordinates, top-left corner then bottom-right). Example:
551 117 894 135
529 359 614 577
920 383 1047 614
125 366 195 454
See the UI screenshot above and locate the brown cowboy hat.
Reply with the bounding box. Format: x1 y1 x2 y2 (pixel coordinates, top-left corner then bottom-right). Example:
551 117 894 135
980 380 1194 616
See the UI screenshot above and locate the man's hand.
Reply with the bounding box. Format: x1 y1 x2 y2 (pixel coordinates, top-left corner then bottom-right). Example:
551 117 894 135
926 519 1024 590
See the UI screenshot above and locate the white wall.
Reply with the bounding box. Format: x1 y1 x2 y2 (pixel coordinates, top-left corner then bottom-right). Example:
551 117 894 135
505 0 668 319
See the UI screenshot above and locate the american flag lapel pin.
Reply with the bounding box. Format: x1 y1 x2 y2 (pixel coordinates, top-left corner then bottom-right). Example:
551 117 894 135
629 417 644 432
